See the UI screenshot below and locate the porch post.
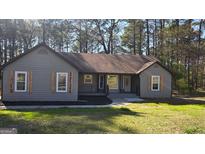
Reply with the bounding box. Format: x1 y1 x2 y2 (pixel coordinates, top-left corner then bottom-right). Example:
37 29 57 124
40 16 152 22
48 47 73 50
97 73 99 93
119 74 122 93
104 74 107 94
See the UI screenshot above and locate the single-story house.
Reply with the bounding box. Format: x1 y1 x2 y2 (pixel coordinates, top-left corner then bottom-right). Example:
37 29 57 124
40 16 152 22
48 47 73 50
1 43 172 102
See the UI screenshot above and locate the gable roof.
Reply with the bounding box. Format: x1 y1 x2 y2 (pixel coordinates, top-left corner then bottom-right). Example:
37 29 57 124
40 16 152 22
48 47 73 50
58 52 158 74
1 43 78 70
1 43 171 75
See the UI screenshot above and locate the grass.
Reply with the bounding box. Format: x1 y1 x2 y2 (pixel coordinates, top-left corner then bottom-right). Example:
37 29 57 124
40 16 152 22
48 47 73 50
0 102 205 134
184 97 205 101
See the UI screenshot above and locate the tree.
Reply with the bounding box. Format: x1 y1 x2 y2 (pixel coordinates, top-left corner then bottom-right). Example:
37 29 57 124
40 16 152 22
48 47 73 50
71 20 99 53
93 19 121 54
146 19 150 55
121 19 144 54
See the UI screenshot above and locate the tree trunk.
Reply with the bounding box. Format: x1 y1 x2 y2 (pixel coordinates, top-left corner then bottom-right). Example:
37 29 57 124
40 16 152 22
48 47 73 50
79 21 82 53
159 19 164 63
187 19 192 93
42 19 46 43
133 20 136 54
196 19 203 89
95 20 108 53
85 20 88 53
146 19 150 55
4 39 7 63
139 20 143 55
152 20 155 56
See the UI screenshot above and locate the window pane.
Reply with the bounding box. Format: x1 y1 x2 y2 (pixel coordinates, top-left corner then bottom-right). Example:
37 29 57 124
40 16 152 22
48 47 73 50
85 79 92 83
17 82 25 90
58 86 66 91
153 83 159 90
107 75 118 89
58 74 66 91
84 75 92 84
17 73 25 82
153 77 159 83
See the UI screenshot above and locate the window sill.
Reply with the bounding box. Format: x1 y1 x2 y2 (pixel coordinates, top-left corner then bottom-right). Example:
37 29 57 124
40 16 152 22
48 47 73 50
56 91 67 93
15 90 27 92
151 89 160 92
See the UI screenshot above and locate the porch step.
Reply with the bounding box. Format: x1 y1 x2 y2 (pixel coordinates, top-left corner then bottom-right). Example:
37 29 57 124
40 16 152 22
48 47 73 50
124 97 144 102
108 93 137 99
108 93 144 103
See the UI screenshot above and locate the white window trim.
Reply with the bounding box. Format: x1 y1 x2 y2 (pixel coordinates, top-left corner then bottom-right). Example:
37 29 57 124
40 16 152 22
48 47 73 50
84 74 93 84
107 75 119 90
56 72 68 93
15 71 27 92
99 75 104 89
151 75 160 91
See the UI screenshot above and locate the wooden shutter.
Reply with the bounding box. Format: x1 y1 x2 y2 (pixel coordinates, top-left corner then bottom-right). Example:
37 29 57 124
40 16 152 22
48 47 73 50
67 72 70 93
27 72 29 93
160 75 163 91
28 71 32 94
8 70 14 94
51 72 56 93
68 72 73 93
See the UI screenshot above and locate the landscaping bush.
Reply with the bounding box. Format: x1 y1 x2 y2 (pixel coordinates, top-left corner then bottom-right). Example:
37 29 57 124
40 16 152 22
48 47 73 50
176 78 189 94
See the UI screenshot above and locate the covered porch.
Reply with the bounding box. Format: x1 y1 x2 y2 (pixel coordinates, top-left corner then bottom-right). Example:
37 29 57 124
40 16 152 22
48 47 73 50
78 73 140 96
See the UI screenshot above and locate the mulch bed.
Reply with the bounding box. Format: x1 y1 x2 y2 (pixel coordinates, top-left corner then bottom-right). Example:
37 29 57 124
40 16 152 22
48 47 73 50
0 96 112 106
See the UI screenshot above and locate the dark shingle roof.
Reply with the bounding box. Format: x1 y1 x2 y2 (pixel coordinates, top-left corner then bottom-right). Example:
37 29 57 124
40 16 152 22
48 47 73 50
58 52 157 74
2 43 170 75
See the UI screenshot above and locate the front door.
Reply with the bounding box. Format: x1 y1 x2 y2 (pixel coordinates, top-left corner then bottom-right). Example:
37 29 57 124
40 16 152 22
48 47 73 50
123 75 131 92
107 75 119 92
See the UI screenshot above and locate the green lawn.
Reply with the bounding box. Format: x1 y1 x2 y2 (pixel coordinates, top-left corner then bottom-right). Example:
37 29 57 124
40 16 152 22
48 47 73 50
0 102 205 134
184 97 205 101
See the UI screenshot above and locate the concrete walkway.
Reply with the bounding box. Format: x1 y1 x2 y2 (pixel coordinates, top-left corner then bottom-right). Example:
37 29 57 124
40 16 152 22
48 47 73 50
0 102 130 110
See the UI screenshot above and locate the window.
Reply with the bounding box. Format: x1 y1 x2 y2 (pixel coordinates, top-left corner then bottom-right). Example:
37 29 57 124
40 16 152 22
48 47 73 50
107 75 118 90
84 74 92 84
56 72 68 92
151 76 160 91
15 71 27 92
99 75 104 89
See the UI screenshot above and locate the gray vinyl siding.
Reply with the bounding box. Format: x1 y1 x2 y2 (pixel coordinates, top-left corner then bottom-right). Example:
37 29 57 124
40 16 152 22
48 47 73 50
2 46 78 101
131 75 140 95
139 63 172 98
78 73 98 93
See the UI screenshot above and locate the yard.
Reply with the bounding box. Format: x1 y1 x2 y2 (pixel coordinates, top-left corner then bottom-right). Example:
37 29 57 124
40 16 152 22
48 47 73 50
0 98 205 134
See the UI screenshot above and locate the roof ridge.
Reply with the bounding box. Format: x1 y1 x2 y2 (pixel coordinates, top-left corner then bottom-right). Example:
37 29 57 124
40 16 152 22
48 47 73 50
141 55 158 62
59 52 142 56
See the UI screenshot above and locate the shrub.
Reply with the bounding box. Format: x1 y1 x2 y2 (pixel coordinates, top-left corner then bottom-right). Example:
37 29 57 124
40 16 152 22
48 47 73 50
185 127 204 134
176 78 189 94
